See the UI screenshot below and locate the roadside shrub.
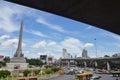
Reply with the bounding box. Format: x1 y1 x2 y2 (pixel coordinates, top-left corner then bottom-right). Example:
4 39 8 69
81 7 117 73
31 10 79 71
51 67 60 73
23 70 31 77
0 70 11 78
33 70 40 75
44 65 53 69
44 69 53 74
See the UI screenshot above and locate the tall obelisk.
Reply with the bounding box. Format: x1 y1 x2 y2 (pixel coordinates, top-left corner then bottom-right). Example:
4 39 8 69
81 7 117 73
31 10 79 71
7 21 28 71
14 20 23 57
10 20 26 63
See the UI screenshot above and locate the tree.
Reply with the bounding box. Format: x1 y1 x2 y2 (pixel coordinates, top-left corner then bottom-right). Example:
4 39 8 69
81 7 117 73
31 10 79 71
26 58 43 66
4 57 10 63
0 56 10 67
104 55 110 57
0 70 11 78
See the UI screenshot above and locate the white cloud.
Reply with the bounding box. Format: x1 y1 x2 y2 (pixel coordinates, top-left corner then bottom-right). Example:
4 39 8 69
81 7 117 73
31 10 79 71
32 37 94 58
0 2 20 32
60 37 83 54
36 18 65 32
48 41 57 46
1 38 26 47
84 43 94 48
61 37 83 47
30 30 49 38
33 40 47 48
1 38 18 48
0 35 10 40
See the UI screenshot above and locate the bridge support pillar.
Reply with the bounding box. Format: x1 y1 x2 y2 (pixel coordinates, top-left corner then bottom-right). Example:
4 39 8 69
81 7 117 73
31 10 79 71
107 61 111 71
67 60 70 68
84 61 87 69
95 61 98 68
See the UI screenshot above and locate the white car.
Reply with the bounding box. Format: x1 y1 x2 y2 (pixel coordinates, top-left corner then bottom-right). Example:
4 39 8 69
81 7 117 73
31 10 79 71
90 76 101 80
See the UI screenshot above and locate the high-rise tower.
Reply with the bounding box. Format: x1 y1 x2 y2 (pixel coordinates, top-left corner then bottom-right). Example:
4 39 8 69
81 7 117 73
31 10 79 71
63 48 67 58
82 49 88 59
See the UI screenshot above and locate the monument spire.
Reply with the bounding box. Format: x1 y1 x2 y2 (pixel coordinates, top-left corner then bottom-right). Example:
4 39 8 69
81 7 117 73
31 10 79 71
7 20 28 70
14 20 23 57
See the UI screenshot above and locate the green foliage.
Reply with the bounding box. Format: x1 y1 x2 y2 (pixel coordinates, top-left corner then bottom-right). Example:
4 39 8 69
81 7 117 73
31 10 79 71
26 58 43 66
43 65 60 74
104 55 110 57
4 57 10 62
51 67 60 73
44 69 53 74
29 65 32 68
0 70 11 78
44 65 53 69
0 57 10 67
33 70 40 75
23 70 31 77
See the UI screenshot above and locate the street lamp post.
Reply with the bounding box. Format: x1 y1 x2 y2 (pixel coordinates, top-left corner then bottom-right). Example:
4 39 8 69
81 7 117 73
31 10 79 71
94 38 97 58
11 42 15 55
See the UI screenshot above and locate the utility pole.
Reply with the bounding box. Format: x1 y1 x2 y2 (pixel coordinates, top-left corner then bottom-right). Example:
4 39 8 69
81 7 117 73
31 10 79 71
94 38 98 58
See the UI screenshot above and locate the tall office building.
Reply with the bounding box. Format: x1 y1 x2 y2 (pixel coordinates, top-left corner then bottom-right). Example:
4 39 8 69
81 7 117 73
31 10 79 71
82 49 88 59
67 53 71 59
63 48 67 58
63 48 72 59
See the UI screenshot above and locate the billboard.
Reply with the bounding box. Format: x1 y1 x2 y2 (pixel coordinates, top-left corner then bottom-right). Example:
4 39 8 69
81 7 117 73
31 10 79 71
48 57 52 61
0 55 4 61
40 55 47 60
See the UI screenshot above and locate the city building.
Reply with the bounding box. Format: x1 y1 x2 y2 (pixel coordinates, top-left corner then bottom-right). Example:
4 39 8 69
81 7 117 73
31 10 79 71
112 53 120 57
82 49 88 59
40 54 56 64
40 55 47 63
63 48 67 58
47 55 55 64
67 53 71 59
63 48 72 59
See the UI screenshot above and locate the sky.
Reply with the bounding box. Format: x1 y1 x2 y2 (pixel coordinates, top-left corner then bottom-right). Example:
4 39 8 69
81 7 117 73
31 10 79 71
0 0 120 59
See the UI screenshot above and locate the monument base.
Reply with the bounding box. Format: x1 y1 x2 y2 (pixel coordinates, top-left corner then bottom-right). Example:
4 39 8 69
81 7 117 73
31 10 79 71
6 63 29 71
10 57 26 63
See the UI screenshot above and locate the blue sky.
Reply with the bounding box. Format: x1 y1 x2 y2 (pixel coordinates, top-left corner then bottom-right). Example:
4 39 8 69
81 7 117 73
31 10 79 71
0 1 120 59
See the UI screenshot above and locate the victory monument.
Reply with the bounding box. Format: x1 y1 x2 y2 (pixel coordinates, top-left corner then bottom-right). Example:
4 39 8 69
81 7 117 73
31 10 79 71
7 21 29 71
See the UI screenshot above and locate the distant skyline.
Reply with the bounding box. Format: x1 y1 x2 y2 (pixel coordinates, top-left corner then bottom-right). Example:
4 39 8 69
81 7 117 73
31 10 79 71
0 1 120 59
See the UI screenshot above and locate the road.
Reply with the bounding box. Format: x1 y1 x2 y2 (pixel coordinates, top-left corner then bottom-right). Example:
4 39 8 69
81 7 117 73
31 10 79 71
100 74 120 80
49 75 75 80
48 74 120 80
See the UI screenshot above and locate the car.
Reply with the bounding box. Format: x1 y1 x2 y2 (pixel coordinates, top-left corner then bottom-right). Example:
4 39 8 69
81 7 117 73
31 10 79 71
90 76 101 80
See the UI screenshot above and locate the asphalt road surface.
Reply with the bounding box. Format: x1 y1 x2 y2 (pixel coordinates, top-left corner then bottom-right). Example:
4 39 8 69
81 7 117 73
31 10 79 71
49 75 75 80
100 74 120 80
48 74 120 80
